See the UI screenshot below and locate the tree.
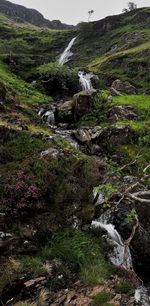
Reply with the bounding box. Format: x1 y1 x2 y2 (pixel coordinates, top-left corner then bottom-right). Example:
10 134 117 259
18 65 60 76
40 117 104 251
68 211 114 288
123 2 137 13
88 10 94 22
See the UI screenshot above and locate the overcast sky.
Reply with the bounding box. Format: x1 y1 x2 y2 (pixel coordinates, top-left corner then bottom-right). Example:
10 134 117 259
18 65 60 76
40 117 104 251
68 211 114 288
10 0 150 25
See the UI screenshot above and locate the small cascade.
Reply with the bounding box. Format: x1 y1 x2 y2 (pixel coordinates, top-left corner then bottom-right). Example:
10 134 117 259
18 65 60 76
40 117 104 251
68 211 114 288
78 71 94 91
92 210 132 268
59 37 77 65
43 111 55 126
54 129 79 150
92 210 150 305
135 286 150 306
38 108 55 127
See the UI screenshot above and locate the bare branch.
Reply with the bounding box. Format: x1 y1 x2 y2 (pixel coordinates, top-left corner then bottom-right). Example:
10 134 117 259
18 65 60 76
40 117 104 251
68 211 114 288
143 164 150 173
123 215 139 267
128 191 150 204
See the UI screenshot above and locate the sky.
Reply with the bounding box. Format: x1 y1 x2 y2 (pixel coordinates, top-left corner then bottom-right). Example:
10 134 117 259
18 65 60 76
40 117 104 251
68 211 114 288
10 0 150 25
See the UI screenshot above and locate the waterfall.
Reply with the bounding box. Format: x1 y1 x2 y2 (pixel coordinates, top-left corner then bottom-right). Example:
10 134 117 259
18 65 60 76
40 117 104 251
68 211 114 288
38 109 55 127
43 111 55 127
59 37 77 65
78 71 94 91
92 210 132 268
92 210 150 305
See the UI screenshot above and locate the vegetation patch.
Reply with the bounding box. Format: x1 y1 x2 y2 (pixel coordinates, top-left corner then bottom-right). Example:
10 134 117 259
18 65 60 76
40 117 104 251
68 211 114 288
92 291 113 306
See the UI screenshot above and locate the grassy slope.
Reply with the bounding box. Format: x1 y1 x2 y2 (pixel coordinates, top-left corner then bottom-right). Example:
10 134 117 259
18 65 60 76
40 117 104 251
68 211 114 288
71 8 150 91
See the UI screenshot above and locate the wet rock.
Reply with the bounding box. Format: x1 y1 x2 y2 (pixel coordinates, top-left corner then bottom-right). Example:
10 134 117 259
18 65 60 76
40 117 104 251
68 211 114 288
110 87 122 96
73 129 92 143
56 100 74 122
107 95 113 103
108 105 138 122
111 79 137 95
95 125 138 147
40 148 61 158
114 199 150 277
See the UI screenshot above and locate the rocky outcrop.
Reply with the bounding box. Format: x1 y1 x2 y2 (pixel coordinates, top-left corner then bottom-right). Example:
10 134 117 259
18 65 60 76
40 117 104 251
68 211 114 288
108 105 138 122
56 100 74 122
111 79 137 95
0 0 73 29
114 199 150 277
73 125 138 146
73 90 97 120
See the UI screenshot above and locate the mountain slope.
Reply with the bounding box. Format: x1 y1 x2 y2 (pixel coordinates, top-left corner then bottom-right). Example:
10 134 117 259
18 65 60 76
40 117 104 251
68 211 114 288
71 7 150 92
0 0 73 29
0 6 150 306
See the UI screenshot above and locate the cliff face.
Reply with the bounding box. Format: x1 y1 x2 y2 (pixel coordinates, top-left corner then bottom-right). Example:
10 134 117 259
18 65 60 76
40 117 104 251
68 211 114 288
0 0 73 29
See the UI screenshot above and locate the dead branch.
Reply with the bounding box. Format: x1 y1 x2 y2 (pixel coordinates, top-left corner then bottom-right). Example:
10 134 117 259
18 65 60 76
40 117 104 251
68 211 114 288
143 164 150 173
123 215 139 268
128 191 150 204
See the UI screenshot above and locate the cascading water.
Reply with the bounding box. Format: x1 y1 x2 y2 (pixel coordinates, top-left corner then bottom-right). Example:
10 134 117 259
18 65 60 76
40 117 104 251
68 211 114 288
59 37 77 65
38 109 55 127
78 71 94 91
92 210 132 268
92 210 150 305
43 111 55 126
135 286 150 306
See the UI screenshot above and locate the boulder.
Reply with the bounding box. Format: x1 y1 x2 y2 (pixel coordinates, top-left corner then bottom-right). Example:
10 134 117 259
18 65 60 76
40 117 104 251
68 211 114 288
114 200 150 276
73 90 97 119
108 105 138 122
95 125 138 147
111 79 137 95
56 100 74 122
73 129 92 143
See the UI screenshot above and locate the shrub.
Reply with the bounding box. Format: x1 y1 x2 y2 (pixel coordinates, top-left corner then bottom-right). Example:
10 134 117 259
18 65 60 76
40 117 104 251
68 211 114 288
1 172 41 213
80 91 109 125
36 62 79 97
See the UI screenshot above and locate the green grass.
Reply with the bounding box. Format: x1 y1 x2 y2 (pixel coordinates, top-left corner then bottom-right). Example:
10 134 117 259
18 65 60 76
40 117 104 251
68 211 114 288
0 61 50 105
21 257 46 275
112 95 150 129
89 41 150 69
40 230 113 286
92 292 113 306
112 95 150 111
114 278 134 294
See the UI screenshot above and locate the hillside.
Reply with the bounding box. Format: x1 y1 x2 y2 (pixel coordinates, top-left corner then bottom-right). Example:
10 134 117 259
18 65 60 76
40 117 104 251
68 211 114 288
71 7 150 92
0 0 73 29
0 5 150 306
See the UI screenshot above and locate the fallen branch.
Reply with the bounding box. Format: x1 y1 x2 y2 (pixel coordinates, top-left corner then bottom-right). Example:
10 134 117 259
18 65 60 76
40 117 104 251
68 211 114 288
123 214 139 267
128 191 150 204
143 164 150 173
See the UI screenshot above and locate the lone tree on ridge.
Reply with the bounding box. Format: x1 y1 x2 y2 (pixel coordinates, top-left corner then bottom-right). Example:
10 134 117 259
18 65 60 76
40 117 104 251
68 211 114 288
123 2 137 13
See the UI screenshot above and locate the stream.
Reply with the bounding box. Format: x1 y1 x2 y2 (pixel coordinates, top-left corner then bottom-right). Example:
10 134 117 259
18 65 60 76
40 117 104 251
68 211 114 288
38 36 150 305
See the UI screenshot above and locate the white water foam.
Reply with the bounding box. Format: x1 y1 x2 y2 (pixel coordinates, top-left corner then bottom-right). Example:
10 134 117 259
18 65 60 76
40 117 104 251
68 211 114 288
59 37 77 65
